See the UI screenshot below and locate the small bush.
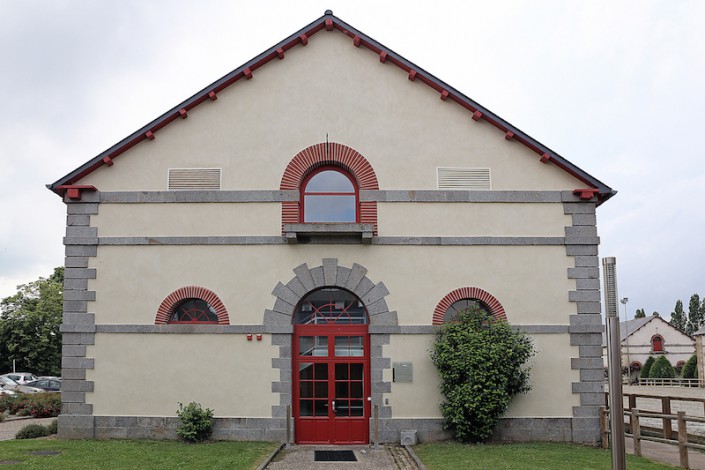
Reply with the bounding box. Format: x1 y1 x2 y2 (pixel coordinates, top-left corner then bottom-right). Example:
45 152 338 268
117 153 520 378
15 423 52 439
48 418 58 434
5 393 61 418
640 356 656 379
682 354 699 379
649 356 675 378
176 402 214 442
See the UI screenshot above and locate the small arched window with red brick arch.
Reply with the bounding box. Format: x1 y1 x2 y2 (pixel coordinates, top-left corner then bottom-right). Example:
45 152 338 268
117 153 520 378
301 166 358 223
433 287 507 325
155 286 229 325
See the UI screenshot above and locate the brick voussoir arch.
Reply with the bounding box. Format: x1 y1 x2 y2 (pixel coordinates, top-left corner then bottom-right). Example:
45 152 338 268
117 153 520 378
433 287 507 325
280 142 379 235
155 286 230 325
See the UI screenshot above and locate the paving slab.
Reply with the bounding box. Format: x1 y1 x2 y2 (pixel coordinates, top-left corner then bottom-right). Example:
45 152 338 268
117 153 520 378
264 444 416 470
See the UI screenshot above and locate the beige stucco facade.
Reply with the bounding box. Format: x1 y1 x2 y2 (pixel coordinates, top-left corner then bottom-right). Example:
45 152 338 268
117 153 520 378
53 12 610 445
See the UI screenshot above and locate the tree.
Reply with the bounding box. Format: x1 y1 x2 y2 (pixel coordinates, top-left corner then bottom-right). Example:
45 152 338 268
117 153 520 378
634 308 646 319
640 356 656 379
670 300 686 333
431 307 534 442
686 294 702 336
682 354 698 379
0 267 63 375
648 356 675 379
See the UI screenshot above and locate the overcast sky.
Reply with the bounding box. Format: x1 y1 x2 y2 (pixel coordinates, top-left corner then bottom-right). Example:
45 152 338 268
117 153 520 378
1 1 703 322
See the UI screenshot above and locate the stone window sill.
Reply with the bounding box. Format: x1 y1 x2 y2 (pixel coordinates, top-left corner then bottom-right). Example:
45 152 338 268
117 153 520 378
283 223 374 244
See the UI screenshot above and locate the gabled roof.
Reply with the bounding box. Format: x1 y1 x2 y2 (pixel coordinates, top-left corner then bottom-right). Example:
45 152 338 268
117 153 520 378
48 10 615 203
601 315 693 346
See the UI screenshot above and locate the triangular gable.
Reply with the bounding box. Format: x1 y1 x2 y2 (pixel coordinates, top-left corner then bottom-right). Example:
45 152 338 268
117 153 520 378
48 10 615 203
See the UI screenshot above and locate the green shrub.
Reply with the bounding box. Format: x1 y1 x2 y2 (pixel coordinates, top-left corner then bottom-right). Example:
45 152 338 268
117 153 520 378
640 356 655 379
682 355 698 379
431 307 534 443
23 393 61 418
176 402 214 442
15 423 52 439
649 356 675 378
48 419 58 434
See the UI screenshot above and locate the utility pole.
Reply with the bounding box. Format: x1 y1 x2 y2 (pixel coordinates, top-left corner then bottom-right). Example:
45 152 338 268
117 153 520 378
603 257 626 470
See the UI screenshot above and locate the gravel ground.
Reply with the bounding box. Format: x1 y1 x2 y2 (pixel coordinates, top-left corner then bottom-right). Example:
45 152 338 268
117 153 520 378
623 385 705 436
0 416 56 441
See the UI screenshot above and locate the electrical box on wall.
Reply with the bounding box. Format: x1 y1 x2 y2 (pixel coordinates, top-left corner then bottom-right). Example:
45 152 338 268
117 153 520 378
393 362 413 383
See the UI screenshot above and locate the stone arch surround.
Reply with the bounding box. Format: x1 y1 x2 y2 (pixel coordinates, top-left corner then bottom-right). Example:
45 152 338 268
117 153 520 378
263 258 396 439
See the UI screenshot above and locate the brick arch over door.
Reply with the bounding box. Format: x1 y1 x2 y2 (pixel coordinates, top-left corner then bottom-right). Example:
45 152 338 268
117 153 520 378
155 286 230 325
433 287 507 325
280 143 379 235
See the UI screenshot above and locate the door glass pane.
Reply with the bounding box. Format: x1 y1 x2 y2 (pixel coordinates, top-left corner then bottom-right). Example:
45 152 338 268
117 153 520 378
335 363 348 380
305 170 354 192
300 400 313 416
314 400 328 416
314 381 328 398
335 399 349 417
350 400 364 417
299 336 328 356
314 363 328 380
350 363 363 380
336 382 349 398
350 382 363 398
299 363 313 380
300 381 313 398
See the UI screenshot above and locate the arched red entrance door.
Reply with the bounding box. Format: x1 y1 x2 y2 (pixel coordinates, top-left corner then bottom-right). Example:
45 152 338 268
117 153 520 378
293 288 370 444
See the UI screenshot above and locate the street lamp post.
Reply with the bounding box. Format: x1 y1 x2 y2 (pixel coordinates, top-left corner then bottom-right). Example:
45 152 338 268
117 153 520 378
621 298 630 383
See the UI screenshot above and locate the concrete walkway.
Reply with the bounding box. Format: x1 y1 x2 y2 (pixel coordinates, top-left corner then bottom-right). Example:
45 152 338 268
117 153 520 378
263 445 420 470
624 435 705 469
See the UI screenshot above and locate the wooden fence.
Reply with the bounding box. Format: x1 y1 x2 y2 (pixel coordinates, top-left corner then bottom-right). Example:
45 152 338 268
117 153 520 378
601 406 705 469
637 378 700 387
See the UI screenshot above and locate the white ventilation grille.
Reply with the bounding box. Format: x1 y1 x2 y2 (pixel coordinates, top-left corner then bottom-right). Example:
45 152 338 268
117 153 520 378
168 168 221 190
437 167 491 190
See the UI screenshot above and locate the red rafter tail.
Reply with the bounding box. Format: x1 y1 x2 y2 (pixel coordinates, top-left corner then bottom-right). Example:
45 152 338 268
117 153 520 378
276 48 285 59
179 109 188 119
145 131 155 140
408 70 417 81
325 19 333 31
244 68 253 79
440 90 449 101
540 153 551 163
505 131 514 140
208 91 217 101
102 156 114 166
472 110 483 121
573 188 599 200
379 51 387 63
300 34 309 46
353 35 361 47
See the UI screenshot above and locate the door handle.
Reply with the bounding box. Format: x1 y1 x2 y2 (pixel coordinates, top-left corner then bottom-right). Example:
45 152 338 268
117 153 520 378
332 400 336 411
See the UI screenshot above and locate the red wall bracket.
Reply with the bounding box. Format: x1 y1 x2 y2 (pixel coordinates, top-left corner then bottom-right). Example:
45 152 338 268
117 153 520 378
379 51 387 63
244 68 253 79
56 185 98 201
179 109 188 119
540 153 551 163
102 156 114 166
325 19 333 31
276 48 285 59
573 188 599 200
300 34 309 46
505 131 514 140
440 90 449 101
208 91 218 101
408 70 417 81
353 35 361 47
145 131 155 140
472 110 483 121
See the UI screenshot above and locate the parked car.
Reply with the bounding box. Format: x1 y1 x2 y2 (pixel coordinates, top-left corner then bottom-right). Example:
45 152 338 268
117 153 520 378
1 372 38 385
0 376 43 394
26 378 61 392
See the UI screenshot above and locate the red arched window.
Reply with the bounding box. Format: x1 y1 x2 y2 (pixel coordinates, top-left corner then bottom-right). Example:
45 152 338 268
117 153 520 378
155 286 229 325
301 167 358 223
169 299 218 324
651 335 664 352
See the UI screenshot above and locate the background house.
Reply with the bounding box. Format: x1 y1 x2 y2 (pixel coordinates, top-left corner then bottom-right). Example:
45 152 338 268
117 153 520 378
49 11 613 445
602 314 695 376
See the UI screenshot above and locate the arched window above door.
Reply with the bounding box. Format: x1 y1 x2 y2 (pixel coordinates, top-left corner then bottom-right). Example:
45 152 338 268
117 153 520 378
651 334 664 353
301 167 358 223
294 288 368 325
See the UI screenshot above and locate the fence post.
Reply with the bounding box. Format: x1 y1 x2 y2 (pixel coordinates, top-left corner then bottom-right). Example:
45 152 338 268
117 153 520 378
678 411 688 469
600 407 609 449
628 394 636 411
631 408 641 457
662 397 673 438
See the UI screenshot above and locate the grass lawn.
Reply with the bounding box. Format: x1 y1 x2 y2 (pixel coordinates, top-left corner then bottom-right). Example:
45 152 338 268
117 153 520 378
0 439 279 469
414 441 676 470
